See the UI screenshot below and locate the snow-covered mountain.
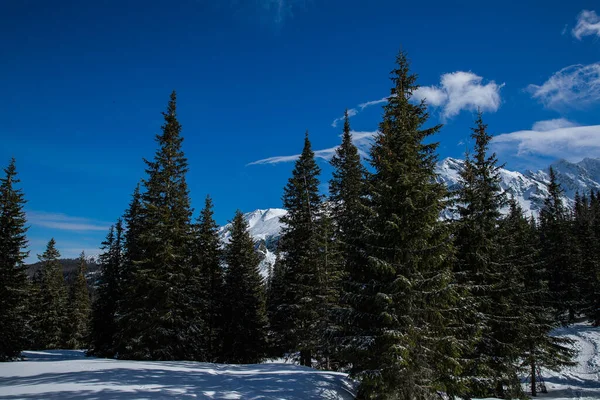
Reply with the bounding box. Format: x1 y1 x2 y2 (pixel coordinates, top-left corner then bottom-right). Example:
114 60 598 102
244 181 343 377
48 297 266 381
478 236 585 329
226 158 600 278
218 208 287 279
437 157 600 216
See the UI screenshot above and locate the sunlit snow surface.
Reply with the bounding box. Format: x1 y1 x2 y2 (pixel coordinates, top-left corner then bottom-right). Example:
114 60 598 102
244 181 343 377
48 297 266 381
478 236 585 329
476 322 600 400
0 352 355 399
1 324 599 399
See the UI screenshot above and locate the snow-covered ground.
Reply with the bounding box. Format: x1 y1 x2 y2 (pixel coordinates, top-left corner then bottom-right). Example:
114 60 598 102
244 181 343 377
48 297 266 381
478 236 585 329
0 351 355 399
536 323 600 400
0 323 598 399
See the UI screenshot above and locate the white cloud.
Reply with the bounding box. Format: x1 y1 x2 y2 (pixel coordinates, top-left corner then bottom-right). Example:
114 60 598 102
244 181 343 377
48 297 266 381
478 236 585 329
248 130 377 165
331 108 358 128
526 63 600 109
492 121 600 162
331 71 502 127
412 86 448 106
358 97 390 110
531 118 579 132
572 10 600 40
414 71 504 119
27 211 110 232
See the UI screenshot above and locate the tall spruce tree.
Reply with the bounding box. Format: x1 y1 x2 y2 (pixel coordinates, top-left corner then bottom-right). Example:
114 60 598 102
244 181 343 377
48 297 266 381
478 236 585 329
221 210 268 364
65 252 91 349
193 195 224 362
37 239 68 349
0 158 30 361
354 51 460 399
276 132 324 367
90 220 124 357
118 91 198 360
539 167 578 323
328 110 371 369
453 113 523 398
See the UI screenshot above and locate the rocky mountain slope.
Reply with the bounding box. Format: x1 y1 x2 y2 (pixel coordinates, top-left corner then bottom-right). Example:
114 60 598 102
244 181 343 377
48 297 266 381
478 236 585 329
229 157 600 278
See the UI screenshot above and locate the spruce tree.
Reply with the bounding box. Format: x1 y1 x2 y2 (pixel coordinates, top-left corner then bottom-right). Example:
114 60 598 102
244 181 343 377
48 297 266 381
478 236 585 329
266 251 288 356
90 220 124 357
329 110 371 369
193 195 224 362
37 239 68 349
0 158 30 361
277 132 323 367
118 91 198 360
453 113 522 398
114 185 142 356
572 193 600 325
354 51 460 399
314 209 343 369
502 200 575 397
539 167 578 323
587 191 600 325
221 210 268 364
65 252 91 349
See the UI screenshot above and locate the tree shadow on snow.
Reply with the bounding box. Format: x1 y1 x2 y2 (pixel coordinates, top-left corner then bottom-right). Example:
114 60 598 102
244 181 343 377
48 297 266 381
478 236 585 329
0 362 355 400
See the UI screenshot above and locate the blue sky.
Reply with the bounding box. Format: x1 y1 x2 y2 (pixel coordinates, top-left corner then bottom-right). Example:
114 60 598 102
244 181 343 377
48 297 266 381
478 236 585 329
1 0 600 261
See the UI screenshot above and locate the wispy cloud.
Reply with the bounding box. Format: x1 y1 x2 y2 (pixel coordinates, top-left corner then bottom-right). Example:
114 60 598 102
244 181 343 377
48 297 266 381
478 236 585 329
27 211 110 232
413 71 504 119
492 120 600 164
531 118 578 132
572 10 600 40
358 97 390 110
527 63 600 110
248 130 377 165
329 96 392 127
331 108 358 128
229 0 307 26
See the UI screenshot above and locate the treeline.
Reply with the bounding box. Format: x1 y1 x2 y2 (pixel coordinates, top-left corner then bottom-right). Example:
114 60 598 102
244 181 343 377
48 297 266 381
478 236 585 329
1 50 599 399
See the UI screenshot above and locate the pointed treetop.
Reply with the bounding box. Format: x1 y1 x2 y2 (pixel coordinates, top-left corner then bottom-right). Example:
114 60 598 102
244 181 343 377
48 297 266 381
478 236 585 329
343 109 351 138
166 90 177 118
2 157 18 186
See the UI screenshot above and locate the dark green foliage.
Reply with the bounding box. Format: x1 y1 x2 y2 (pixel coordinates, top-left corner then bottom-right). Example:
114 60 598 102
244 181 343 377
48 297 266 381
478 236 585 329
453 113 522 398
313 210 343 369
221 210 268 364
114 185 142 357
572 192 600 325
193 195 224 362
0 159 30 361
266 251 288 356
328 110 372 369
276 132 324 366
354 51 460 399
37 239 68 349
540 167 579 323
117 91 199 361
89 220 124 357
65 252 91 349
502 201 575 397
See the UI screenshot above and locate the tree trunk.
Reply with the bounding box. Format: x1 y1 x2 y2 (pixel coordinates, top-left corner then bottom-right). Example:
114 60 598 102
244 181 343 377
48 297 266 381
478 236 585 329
300 349 311 367
531 361 537 397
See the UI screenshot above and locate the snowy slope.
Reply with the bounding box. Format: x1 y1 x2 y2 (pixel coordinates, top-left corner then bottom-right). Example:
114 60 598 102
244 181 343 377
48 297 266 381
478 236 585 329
0 351 356 399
